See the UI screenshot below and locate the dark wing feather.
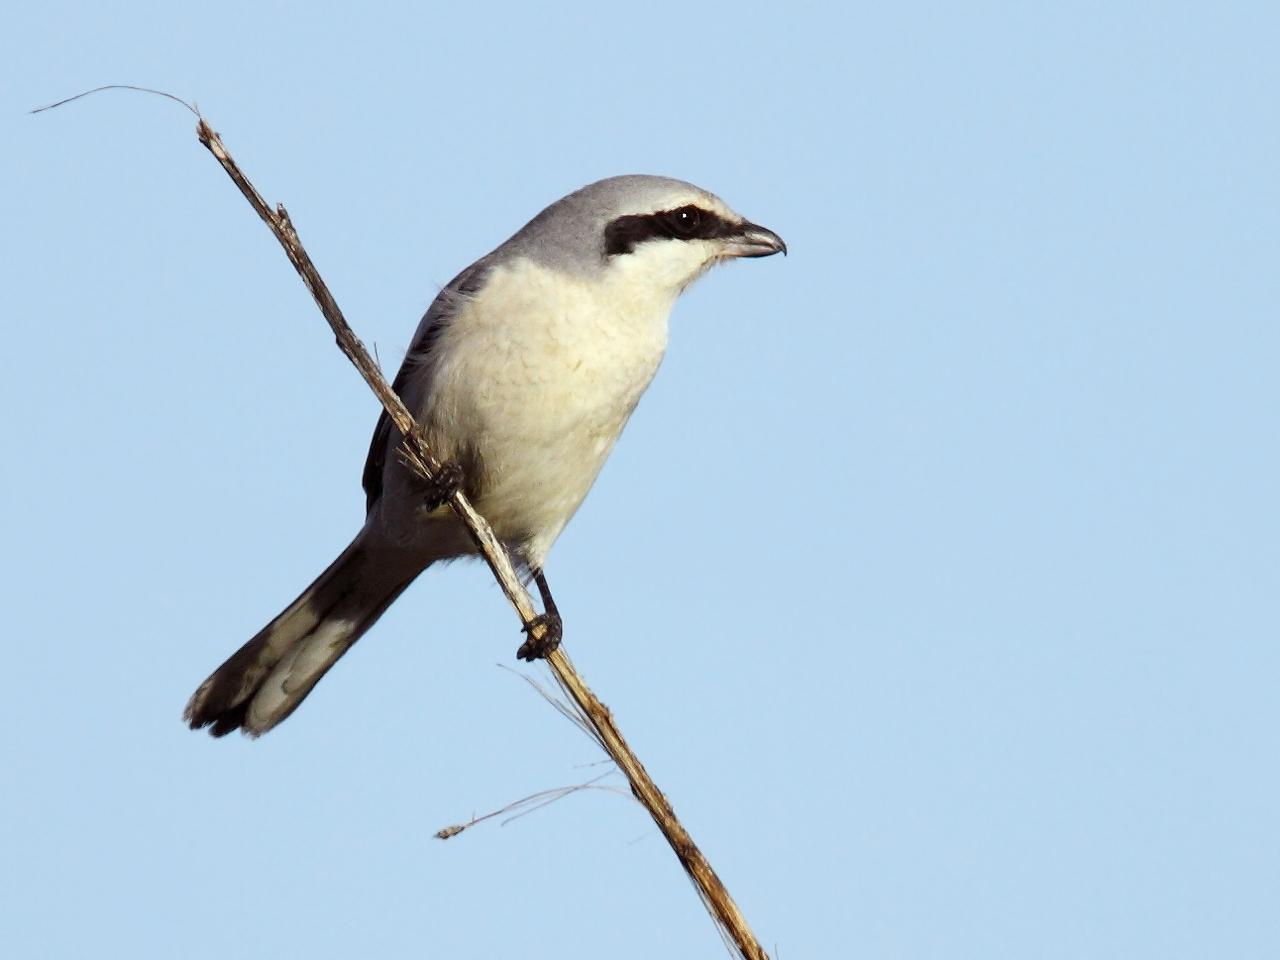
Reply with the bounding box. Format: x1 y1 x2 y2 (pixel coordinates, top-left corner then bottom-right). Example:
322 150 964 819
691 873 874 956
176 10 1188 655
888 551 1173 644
361 263 489 513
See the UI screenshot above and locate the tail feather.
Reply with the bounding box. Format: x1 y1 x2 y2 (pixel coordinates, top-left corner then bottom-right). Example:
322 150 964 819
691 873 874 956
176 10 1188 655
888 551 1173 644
185 534 418 737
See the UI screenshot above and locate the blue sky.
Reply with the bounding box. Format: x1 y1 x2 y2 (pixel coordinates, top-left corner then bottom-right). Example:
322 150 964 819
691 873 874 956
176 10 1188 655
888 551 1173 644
3 2 1278 957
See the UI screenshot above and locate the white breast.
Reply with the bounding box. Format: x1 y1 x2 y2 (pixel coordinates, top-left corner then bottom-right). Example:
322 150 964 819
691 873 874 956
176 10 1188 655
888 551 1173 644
423 257 673 566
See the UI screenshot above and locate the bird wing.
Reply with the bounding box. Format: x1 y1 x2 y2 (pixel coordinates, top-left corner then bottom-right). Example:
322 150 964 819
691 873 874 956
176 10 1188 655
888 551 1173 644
361 262 489 513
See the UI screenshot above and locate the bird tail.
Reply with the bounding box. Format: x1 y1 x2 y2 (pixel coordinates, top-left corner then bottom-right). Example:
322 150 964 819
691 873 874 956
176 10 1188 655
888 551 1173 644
184 532 419 737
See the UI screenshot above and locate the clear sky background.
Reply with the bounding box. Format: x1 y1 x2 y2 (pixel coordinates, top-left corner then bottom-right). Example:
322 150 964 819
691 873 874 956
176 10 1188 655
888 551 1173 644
3 2 1278 957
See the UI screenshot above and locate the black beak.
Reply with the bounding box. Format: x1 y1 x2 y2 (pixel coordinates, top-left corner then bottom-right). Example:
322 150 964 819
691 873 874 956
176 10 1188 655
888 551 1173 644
724 221 787 258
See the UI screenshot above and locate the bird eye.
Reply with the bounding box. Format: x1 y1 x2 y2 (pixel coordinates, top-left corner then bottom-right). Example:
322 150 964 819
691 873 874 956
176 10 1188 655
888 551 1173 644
665 206 704 238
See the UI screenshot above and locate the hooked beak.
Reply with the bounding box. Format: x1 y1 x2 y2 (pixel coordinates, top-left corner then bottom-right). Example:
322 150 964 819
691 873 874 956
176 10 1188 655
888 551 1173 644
723 221 787 259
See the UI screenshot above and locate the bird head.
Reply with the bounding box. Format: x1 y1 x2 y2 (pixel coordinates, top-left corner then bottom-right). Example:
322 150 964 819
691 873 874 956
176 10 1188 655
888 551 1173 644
502 175 786 298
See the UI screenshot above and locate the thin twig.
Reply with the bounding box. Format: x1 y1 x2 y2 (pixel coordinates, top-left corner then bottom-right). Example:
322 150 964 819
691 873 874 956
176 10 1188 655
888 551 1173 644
31 84 199 116
35 87 769 959
194 115 771 960
498 662 601 746
435 771 625 839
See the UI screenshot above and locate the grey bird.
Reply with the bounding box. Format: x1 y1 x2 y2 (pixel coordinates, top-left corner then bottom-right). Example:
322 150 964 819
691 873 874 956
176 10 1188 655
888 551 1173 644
184 175 786 737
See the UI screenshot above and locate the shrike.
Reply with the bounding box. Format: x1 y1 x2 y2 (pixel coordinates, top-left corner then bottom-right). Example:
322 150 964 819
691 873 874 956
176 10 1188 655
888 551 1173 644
185 175 785 737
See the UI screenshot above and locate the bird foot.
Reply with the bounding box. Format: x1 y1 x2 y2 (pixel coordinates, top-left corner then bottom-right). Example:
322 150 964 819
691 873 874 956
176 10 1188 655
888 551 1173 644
517 612 563 661
418 460 464 513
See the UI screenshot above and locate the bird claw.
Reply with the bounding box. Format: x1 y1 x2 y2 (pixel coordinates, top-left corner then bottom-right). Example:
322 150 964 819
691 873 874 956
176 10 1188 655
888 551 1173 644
517 612 563 661
418 460 464 513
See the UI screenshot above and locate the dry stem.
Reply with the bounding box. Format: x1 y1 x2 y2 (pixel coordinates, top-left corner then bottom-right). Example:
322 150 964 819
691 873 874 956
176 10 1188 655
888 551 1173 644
194 116 769 960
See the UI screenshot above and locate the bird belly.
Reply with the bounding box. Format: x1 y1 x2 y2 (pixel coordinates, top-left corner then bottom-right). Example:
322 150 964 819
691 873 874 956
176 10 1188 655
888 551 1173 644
423 259 671 566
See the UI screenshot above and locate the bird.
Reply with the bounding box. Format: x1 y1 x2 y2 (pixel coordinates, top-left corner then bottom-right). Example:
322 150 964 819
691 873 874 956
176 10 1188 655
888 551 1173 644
184 174 786 737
